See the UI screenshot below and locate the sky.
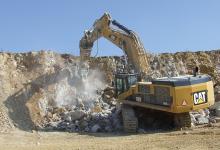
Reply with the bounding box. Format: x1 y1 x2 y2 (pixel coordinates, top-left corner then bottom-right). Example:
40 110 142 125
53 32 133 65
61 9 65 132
0 0 220 56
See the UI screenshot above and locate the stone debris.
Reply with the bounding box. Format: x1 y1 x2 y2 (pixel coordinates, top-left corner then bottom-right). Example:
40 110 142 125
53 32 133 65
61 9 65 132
91 124 101 133
41 96 122 133
190 109 218 125
209 100 220 118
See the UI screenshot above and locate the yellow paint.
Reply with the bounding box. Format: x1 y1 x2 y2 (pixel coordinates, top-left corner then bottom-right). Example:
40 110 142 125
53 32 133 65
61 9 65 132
118 80 215 114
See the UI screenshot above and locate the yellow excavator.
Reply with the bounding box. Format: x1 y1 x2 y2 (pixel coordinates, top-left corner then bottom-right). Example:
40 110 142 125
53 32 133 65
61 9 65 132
79 13 215 132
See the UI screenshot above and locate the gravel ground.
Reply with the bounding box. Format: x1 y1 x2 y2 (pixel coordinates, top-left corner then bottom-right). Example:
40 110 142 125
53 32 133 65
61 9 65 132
0 124 220 150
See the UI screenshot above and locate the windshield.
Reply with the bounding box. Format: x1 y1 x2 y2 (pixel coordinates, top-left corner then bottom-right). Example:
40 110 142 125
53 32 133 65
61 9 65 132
128 75 138 86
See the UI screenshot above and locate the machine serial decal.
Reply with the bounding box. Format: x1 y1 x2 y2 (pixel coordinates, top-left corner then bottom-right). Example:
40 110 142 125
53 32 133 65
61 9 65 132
193 91 207 105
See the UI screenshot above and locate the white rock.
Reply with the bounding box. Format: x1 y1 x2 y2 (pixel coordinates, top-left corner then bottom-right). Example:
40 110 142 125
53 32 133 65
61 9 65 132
103 109 111 114
91 124 101 132
138 128 146 134
197 117 209 125
64 115 72 122
68 110 86 121
190 114 197 123
49 121 59 128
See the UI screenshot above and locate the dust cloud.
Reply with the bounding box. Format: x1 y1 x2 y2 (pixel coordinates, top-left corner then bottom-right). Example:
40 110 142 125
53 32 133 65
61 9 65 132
51 62 106 110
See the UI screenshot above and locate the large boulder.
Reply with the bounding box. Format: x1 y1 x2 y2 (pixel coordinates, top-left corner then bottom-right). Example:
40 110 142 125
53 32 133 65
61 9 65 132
67 110 86 121
91 124 101 132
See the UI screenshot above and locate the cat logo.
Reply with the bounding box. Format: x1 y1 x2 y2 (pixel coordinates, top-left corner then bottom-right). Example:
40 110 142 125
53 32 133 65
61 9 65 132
193 91 207 105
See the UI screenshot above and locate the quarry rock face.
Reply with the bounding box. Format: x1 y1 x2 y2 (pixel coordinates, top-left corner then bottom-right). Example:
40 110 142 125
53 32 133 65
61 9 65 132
0 50 220 132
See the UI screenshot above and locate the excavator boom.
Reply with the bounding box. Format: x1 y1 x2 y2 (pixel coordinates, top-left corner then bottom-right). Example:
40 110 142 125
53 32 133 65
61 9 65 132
80 13 149 75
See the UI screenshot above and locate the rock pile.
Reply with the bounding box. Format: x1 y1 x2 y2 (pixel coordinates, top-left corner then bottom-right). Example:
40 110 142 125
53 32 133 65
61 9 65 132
40 93 122 133
190 109 217 126
27 58 123 133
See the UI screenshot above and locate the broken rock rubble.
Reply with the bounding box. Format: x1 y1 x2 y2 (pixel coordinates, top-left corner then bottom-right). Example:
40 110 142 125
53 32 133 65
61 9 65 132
42 97 122 133
190 109 219 126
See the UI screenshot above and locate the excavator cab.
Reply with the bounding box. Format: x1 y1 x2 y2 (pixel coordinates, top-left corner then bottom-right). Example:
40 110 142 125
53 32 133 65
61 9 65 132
114 73 141 96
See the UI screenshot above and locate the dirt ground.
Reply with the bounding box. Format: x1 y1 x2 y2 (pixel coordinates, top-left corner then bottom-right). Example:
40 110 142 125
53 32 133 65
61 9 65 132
0 124 220 150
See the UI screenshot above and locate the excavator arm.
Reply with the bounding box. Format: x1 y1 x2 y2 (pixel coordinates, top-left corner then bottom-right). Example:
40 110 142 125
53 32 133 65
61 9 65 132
79 13 149 75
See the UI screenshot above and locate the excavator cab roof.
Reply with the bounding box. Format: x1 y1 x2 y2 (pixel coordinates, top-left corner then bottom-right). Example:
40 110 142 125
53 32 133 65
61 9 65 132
152 74 211 87
115 73 139 78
